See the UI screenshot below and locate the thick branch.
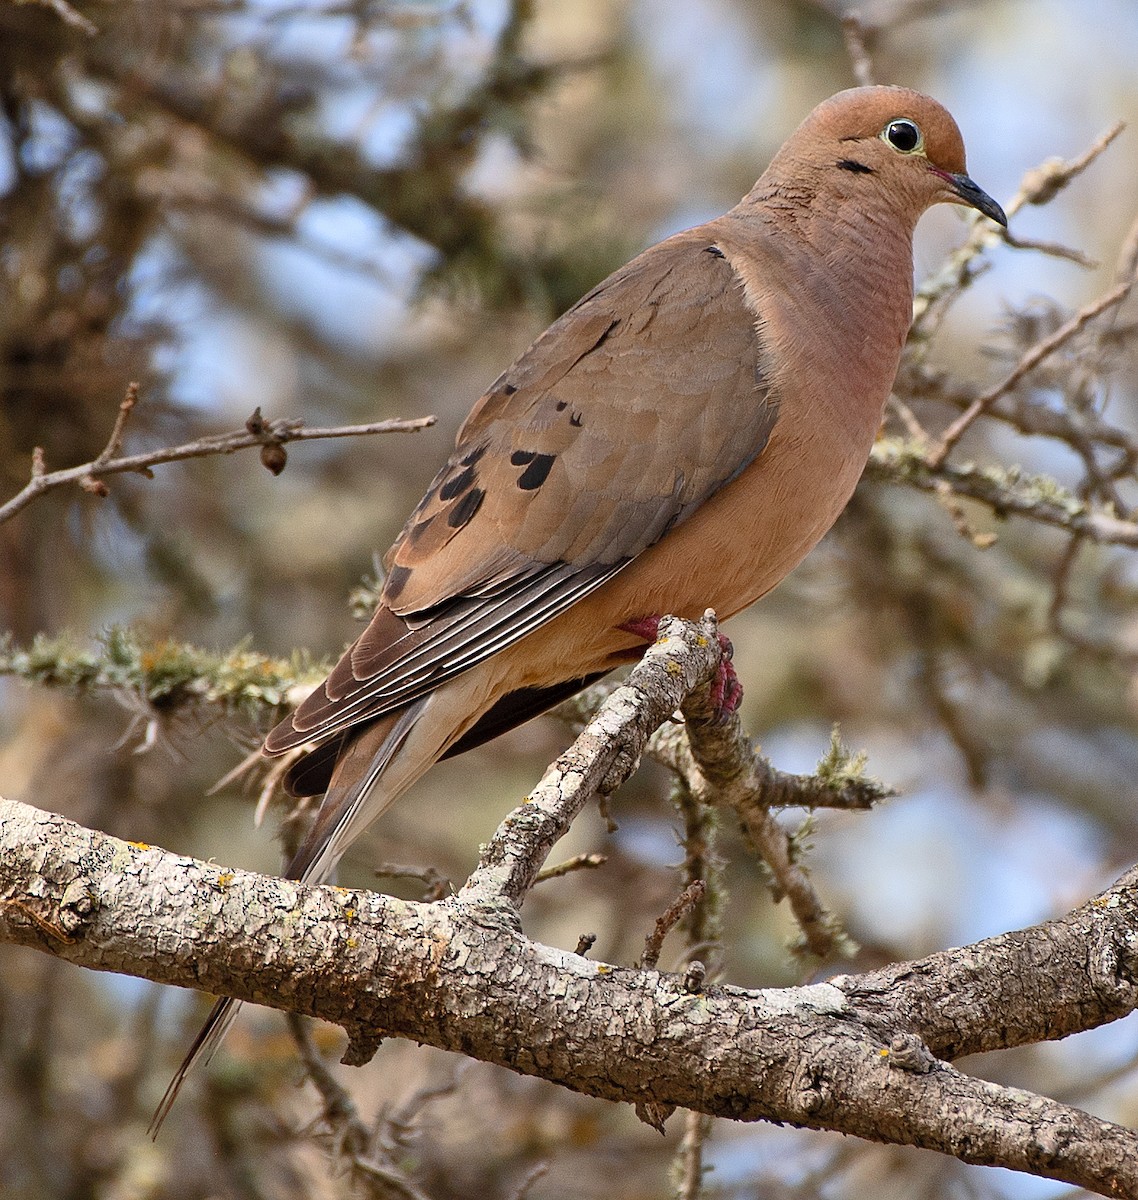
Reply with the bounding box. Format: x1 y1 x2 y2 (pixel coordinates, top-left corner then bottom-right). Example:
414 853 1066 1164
2 797 1138 1195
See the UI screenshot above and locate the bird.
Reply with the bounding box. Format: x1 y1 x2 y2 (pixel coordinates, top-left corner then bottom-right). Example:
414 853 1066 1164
150 84 1006 1132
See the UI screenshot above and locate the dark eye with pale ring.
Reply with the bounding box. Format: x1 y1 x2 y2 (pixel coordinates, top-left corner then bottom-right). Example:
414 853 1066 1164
883 119 922 153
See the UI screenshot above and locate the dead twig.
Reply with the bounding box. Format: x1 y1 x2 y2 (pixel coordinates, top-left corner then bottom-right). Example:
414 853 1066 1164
841 14 875 86
928 280 1133 466
374 863 451 902
1 393 436 525
640 880 706 970
17 0 97 36
534 852 607 884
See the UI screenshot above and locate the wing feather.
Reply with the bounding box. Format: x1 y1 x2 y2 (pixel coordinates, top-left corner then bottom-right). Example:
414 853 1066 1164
266 229 779 758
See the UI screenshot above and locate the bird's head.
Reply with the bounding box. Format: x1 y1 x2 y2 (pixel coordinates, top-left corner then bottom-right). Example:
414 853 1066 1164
774 85 1007 228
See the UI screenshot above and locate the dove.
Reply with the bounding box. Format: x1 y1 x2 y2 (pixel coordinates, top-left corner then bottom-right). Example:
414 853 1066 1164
151 84 1005 1132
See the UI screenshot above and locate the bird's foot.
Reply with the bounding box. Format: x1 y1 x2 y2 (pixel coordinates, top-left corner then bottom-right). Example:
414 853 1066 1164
709 632 743 719
618 616 743 721
618 614 663 642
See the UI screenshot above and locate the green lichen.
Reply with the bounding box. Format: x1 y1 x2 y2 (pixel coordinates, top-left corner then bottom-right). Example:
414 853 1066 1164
0 627 324 718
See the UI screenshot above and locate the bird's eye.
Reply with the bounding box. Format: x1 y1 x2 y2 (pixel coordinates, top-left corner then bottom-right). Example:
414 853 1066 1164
882 118 923 154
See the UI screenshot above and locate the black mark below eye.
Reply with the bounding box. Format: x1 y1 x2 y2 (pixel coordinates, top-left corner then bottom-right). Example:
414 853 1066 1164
837 158 873 175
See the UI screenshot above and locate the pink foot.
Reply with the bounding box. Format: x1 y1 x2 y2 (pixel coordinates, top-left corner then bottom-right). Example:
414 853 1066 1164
618 614 662 642
709 632 743 719
618 616 743 721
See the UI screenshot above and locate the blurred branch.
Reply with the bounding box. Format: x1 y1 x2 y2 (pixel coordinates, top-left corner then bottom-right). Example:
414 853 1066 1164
287 1013 438 1200
928 280 1133 466
16 0 97 36
0 393 436 525
4 792 1138 1195
910 121 1125 335
841 14 876 87
867 439 1138 547
0 627 310 724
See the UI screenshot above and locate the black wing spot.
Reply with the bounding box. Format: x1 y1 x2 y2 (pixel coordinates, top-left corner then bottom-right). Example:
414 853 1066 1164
836 159 873 174
503 383 518 395
569 412 583 427
461 444 488 467
385 564 412 601
510 450 535 467
438 465 476 500
517 453 555 491
447 487 484 529
555 399 568 411
406 514 435 543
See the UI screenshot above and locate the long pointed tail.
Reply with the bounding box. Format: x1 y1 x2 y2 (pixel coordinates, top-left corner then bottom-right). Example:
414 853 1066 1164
149 702 427 1136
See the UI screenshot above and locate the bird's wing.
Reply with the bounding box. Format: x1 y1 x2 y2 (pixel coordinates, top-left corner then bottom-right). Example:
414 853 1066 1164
266 229 780 754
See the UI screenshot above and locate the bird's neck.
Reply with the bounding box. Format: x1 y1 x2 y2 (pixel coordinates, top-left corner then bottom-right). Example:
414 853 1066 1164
721 178 917 440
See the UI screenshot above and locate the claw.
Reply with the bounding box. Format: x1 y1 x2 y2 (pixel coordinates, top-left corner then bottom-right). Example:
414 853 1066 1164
709 632 743 719
618 614 663 642
619 615 742 720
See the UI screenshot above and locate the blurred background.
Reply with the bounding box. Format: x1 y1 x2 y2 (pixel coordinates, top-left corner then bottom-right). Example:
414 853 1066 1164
2 0 1138 1196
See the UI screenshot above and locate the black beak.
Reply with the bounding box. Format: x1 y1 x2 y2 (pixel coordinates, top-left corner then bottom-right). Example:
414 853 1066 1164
948 172 1007 227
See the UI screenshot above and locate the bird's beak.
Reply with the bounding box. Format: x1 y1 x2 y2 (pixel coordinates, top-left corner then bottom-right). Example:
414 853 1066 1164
947 173 1007 226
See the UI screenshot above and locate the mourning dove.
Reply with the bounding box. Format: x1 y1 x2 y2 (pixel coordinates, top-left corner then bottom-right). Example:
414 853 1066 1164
151 85 1005 1130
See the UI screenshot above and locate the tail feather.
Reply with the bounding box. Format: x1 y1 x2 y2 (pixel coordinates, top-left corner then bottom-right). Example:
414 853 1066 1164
149 701 427 1137
147 995 240 1137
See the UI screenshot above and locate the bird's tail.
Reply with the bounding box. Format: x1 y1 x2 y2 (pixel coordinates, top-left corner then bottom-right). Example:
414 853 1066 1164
148 700 428 1137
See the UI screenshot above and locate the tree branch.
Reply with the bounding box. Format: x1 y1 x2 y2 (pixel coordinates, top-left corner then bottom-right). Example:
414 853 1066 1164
461 613 722 909
0 393 436 526
3 792 1138 1195
3 616 1138 1194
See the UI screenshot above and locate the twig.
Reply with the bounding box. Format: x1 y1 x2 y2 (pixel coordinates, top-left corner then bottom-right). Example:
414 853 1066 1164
287 1012 369 1156
673 1110 711 1200
18 0 97 36
888 393 931 445
640 881 706 970
382 1064 468 1145
374 863 451 902
1015 121 1126 210
0 403 437 525
574 932 596 956
927 280 1133 466
932 479 998 550
509 1162 549 1200
841 14 875 86
1001 231 1097 267
911 123 1125 334
288 1013 438 1200
534 852 607 883
96 382 139 465
665 702 866 958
